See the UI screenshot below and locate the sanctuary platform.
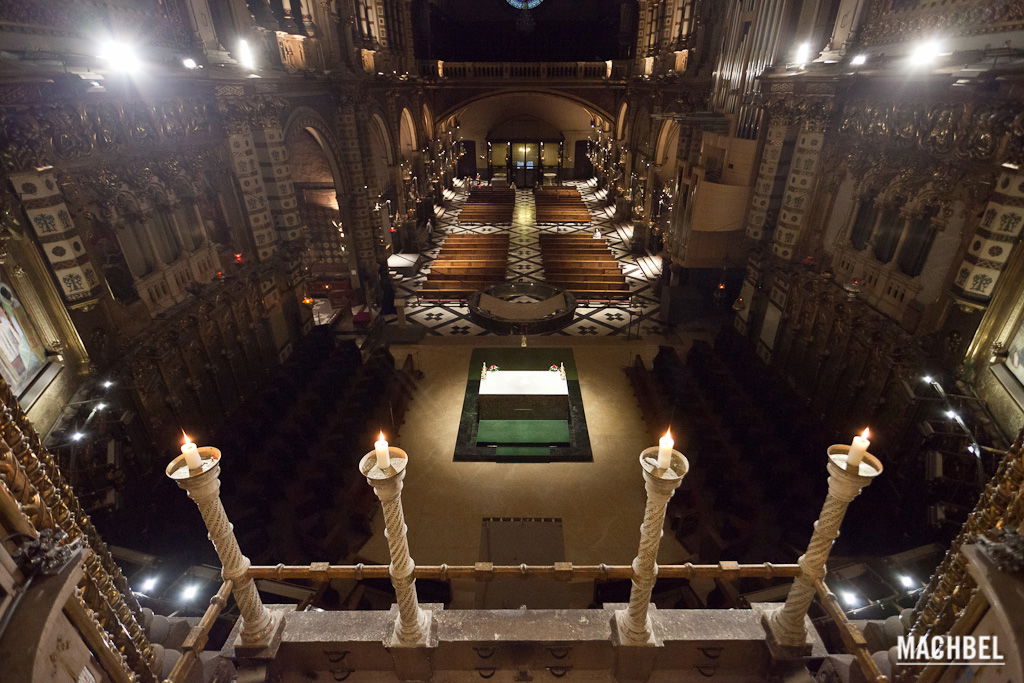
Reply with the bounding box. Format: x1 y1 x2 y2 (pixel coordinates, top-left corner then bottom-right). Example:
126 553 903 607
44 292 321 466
455 348 592 461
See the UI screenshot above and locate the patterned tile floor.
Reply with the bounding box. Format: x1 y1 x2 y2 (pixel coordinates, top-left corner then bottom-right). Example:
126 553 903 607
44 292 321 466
396 180 665 337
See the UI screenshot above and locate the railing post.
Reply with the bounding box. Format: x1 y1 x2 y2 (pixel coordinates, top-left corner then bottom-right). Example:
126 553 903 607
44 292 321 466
166 446 283 655
763 444 882 655
615 445 689 645
359 446 433 647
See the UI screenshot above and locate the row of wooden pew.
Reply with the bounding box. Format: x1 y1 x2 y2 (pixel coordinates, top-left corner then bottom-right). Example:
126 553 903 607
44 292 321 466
535 187 590 224
419 234 508 299
540 234 630 300
458 187 515 224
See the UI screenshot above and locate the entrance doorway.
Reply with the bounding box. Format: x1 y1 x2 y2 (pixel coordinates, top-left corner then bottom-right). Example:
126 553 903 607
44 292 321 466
510 142 539 187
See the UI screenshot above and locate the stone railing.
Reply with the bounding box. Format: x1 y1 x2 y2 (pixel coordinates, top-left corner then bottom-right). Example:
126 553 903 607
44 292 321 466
420 60 628 81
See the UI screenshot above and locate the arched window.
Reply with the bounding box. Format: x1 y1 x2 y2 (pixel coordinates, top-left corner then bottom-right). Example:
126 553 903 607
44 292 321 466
117 222 157 278
897 207 939 277
872 206 903 263
849 199 877 251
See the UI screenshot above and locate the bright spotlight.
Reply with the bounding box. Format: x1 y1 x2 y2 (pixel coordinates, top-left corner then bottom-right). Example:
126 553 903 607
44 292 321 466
840 590 861 607
921 375 933 383
945 410 958 419
850 54 867 66
96 402 107 411
794 42 812 66
909 39 943 66
140 577 158 592
71 432 85 442
898 575 915 589
182 57 198 70
238 39 256 70
98 40 142 73
102 380 114 389
180 584 199 601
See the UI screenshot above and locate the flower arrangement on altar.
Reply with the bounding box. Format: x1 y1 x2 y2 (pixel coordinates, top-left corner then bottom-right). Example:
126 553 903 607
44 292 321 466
481 362 501 379
548 362 567 379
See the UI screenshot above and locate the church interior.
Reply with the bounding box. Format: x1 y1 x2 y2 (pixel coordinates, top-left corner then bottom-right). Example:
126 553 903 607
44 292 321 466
1 0 1023 681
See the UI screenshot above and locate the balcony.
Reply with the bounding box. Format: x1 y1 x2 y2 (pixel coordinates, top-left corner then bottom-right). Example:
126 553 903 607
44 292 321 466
419 60 630 82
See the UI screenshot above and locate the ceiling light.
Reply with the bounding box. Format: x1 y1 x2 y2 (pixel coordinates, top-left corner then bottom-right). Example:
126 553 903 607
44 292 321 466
102 380 114 389
898 575 915 588
840 590 860 607
921 375 933 383
181 584 199 601
945 410 958 419
850 54 867 66
238 39 256 70
71 432 85 441
96 402 106 411
182 57 198 70
98 40 142 73
140 576 158 592
909 39 944 66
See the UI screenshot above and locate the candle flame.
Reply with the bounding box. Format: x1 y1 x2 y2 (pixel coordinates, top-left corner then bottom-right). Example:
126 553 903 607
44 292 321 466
378 431 385 442
861 427 870 440
181 430 194 446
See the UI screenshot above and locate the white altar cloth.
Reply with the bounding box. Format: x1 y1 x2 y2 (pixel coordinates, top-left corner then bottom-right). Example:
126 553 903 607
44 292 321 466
479 370 568 396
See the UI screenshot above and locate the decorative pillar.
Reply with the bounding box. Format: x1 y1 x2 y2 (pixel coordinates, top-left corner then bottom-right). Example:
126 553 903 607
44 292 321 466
746 108 795 242
359 445 432 646
166 445 283 653
8 169 102 307
952 168 1024 305
772 111 828 261
615 445 689 645
764 443 882 654
252 114 305 244
219 99 279 261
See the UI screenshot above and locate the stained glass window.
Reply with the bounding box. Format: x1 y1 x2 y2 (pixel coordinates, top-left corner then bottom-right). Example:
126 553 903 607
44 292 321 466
506 0 543 8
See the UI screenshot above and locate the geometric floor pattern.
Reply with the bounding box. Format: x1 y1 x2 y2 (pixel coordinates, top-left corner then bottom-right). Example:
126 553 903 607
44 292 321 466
396 179 666 337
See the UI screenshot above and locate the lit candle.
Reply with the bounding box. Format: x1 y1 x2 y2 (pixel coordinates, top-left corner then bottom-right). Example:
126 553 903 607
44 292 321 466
374 431 391 469
181 431 202 470
848 428 870 469
657 428 674 469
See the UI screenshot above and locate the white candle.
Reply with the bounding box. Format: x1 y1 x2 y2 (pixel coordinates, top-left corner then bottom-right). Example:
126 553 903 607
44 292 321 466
375 431 391 469
181 432 202 470
657 429 674 469
848 428 870 468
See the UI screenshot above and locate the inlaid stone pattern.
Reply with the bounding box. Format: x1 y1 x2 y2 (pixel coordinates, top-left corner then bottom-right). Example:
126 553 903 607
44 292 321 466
952 170 1024 303
8 169 101 305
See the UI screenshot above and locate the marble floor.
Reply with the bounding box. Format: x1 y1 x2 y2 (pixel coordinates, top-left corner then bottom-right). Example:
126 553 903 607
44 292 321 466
356 336 708 609
395 180 667 337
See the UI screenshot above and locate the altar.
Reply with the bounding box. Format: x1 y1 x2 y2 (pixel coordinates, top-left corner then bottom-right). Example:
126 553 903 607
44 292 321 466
455 348 592 462
478 370 569 421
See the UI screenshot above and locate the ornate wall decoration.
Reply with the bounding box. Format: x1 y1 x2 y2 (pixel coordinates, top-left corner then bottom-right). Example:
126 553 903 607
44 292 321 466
859 0 1024 46
838 100 1021 164
0 97 218 173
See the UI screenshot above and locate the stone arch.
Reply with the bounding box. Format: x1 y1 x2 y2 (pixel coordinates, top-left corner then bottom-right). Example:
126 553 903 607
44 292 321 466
282 107 349 195
282 107 354 275
654 120 679 167
422 103 435 142
435 89 613 126
369 112 397 169
616 101 629 140
399 107 417 160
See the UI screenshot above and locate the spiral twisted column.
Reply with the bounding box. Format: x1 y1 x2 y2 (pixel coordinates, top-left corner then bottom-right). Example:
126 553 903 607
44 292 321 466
360 447 432 646
615 447 688 645
167 447 280 650
765 445 882 654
